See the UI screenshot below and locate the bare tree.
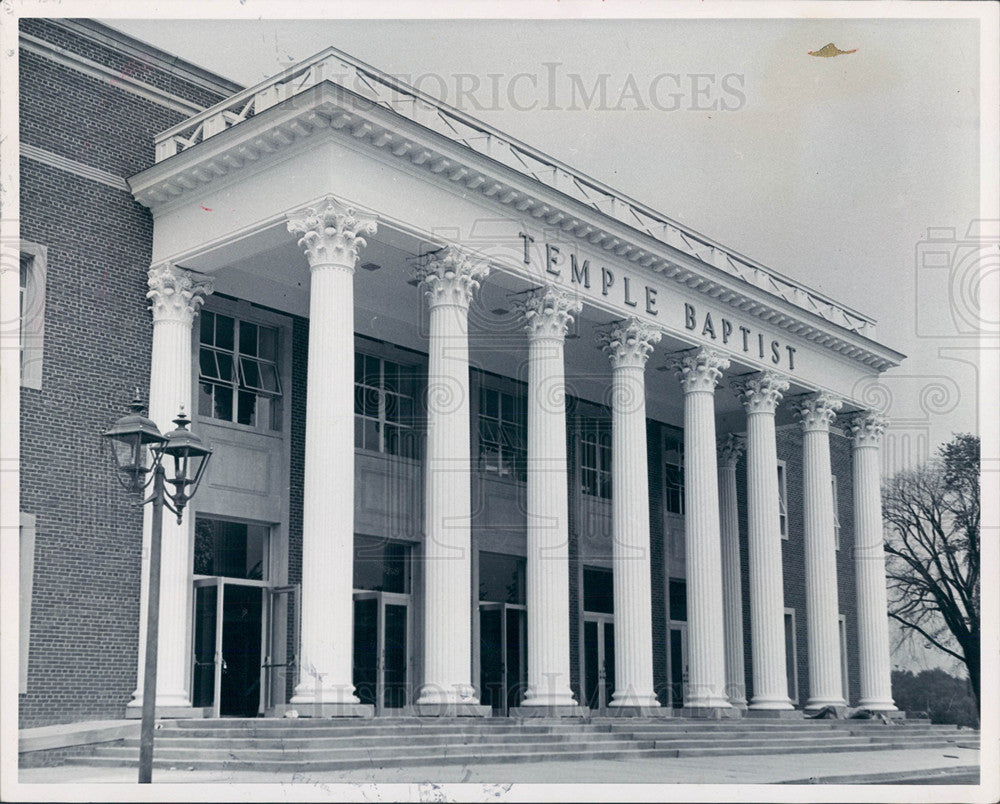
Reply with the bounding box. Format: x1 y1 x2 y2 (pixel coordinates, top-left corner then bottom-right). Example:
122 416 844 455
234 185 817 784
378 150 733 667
882 434 980 711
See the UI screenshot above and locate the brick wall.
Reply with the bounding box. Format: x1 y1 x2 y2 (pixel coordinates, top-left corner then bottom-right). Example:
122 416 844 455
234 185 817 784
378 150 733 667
18 20 234 727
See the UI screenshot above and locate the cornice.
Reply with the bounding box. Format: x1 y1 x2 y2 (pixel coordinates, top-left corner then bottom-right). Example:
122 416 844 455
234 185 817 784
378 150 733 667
129 79 905 374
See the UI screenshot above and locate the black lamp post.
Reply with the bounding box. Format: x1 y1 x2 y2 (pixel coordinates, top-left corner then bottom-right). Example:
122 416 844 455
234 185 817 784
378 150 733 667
104 393 212 784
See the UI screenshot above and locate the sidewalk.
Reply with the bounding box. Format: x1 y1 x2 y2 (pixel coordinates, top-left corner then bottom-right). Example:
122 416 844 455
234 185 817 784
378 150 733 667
18 746 980 785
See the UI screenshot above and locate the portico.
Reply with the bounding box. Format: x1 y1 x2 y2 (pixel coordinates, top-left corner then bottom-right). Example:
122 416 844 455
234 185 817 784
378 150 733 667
125 45 905 719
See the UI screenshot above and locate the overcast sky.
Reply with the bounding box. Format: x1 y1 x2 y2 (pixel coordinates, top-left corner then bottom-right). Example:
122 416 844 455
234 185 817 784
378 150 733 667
103 13 987 463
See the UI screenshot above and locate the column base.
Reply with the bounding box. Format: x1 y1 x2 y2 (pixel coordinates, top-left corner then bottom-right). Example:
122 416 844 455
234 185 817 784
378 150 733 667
746 708 804 719
510 705 589 718
857 699 899 712
680 706 743 720
279 703 374 718
602 706 673 718
413 703 492 717
804 704 849 719
124 706 209 720
728 699 749 711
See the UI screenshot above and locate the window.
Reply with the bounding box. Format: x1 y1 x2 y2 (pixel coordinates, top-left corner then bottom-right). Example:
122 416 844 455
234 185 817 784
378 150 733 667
355 353 419 458
194 518 268 580
777 460 788 539
663 433 685 515
19 513 36 694
784 608 798 704
478 552 526 604
839 614 849 703
668 578 687 622
583 566 614 614
579 417 612 499
198 311 282 430
832 476 841 550
355 535 411 594
478 386 526 481
19 243 46 389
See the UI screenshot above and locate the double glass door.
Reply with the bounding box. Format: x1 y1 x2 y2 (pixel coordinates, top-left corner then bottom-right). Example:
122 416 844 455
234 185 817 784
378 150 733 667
583 615 615 713
352 591 410 714
192 578 273 717
479 603 527 715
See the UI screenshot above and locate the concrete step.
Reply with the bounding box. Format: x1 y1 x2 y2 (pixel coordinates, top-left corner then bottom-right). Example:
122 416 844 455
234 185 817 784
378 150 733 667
666 740 957 758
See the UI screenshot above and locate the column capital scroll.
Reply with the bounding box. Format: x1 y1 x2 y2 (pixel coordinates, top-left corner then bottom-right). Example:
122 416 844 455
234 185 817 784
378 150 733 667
286 196 377 271
717 433 746 469
732 370 790 415
672 347 731 394
848 410 888 447
599 317 662 370
521 285 582 341
795 392 844 432
146 263 214 325
415 245 491 310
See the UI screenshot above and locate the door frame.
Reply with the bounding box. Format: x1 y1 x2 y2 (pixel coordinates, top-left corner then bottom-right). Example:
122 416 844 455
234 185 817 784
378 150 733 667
191 576 270 718
352 590 413 716
582 612 615 713
668 620 689 707
478 601 527 715
263 584 299 713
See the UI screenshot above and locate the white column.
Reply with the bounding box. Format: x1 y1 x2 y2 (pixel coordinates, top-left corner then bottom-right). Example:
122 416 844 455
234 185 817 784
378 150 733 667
796 392 847 710
717 433 747 709
673 348 731 710
600 318 661 709
848 411 897 710
415 246 490 707
732 371 793 710
287 197 376 708
130 264 213 709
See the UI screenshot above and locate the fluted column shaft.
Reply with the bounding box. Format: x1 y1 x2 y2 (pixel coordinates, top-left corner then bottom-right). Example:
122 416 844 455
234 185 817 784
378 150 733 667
130 264 213 709
600 318 661 708
718 434 747 708
674 349 731 709
733 371 793 710
797 393 847 709
416 247 490 705
849 412 897 710
521 287 581 707
288 198 376 706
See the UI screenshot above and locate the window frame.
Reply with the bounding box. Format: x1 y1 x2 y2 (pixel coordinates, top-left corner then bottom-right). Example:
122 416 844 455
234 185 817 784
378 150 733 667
19 242 46 390
831 475 841 550
354 350 421 460
476 381 527 482
777 460 788 540
578 414 612 499
784 607 799 704
197 307 284 432
663 430 685 516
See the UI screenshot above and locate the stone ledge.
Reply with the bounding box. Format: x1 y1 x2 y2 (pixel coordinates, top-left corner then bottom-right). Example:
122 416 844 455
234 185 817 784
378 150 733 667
678 706 743 720
746 708 804 719
278 703 374 718
603 706 672 718
123 706 209 720
510 705 590 718
413 703 492 718
20 720 139 754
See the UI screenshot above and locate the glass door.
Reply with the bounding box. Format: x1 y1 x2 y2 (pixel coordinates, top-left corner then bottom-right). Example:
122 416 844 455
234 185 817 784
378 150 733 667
191 578 267 717
479 602 527 715
352 591 411 715
669 623 689 707
263 585 298 712
583 615 615 713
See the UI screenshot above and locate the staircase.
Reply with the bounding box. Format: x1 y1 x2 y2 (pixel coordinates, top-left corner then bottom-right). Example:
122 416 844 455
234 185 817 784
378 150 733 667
62 717 976 772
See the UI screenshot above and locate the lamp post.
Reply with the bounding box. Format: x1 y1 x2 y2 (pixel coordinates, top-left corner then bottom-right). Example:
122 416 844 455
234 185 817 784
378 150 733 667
104 394 212 784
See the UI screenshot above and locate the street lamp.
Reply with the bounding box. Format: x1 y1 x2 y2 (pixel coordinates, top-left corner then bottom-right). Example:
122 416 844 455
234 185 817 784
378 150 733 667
104 393 212 784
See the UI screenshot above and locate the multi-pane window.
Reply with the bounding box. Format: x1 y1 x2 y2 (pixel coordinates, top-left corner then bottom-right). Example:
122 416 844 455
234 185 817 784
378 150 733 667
355 353 419 458
19 244 46 389
199 311 282 430
831 476 841 549
664 433 685 515
777 461 788 539
580 419 612 499
478 386 526 481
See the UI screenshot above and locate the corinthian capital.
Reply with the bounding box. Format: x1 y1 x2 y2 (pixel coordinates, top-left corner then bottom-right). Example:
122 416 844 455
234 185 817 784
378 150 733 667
847 410 888 447
599 317 662 370
795 392 844 432
286 196 377 270
717 433 746 469
415 246 491 309
146 264 214 325
521 285 582 341
731 370 790 415
672 347 731 394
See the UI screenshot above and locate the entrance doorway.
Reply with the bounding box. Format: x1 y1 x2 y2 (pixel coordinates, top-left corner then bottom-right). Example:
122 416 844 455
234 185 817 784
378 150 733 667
583 615 615 712
192 578 270 717
479 602 527 714
352 591 411 714
668 623 689 707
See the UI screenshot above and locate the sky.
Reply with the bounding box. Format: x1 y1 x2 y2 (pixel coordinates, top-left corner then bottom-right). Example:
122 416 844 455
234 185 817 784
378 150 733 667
100 11 992 469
